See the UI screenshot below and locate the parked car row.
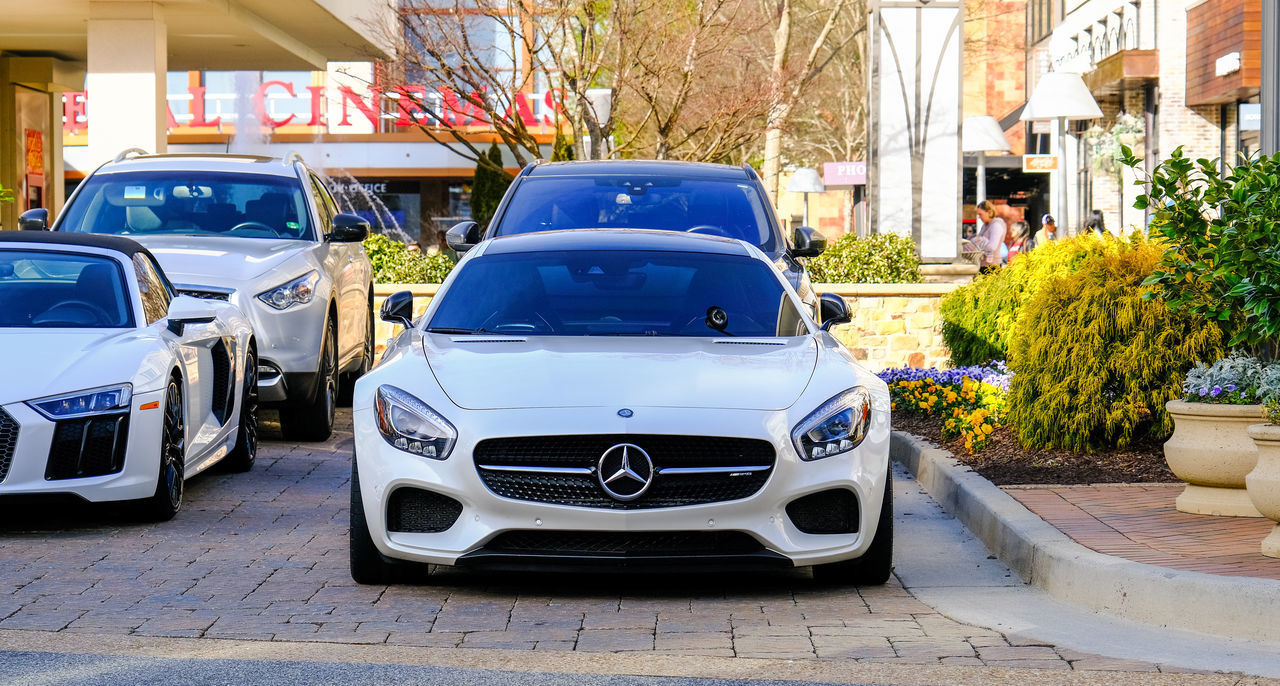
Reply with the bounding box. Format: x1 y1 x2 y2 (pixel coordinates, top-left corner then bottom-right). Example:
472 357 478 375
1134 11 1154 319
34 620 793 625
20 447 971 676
3 151 374 519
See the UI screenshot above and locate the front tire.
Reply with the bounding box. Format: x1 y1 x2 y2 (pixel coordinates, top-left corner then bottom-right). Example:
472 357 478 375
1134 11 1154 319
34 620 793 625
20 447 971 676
813 472 894 586
349 457 428 584
224 347 258 472
339 297 374 407
281 318 337 442
140 378 185 522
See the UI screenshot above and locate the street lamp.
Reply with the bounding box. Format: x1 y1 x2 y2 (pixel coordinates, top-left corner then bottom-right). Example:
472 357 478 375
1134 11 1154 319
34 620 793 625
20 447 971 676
1020 72 1102 235
786 168 825 226
962 115 1011 204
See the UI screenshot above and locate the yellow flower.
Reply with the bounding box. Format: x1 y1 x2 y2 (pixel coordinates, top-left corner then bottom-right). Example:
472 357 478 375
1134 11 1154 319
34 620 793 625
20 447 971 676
981 424 993 435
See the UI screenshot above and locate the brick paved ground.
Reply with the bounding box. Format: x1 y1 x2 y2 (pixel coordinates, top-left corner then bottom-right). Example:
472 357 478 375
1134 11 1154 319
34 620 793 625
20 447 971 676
0 411 1199 672
1007 484 1280 580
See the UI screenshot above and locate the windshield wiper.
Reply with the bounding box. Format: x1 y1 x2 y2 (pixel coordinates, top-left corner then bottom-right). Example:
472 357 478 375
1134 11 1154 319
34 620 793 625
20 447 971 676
425 326 497 335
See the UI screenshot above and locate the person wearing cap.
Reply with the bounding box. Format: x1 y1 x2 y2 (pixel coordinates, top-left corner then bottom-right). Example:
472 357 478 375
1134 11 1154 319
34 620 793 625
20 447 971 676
1041 214 1058 241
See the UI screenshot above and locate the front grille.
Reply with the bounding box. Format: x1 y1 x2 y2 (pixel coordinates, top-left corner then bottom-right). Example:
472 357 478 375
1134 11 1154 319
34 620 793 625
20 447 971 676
0 407 19 482
386 487 463 533
483 530 763 557
45 413 129 481
177 288 230 301
786 489 860 534
474 434 775 509
209 338 234 425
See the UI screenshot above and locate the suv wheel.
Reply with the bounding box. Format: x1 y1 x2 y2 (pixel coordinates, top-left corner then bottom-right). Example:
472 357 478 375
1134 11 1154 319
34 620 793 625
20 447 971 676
281 318 337 442
339 297 374 407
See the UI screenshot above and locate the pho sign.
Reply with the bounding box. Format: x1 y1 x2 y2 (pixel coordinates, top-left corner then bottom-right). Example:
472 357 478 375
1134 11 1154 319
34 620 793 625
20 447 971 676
1023 154 1058 173
822 161 867 189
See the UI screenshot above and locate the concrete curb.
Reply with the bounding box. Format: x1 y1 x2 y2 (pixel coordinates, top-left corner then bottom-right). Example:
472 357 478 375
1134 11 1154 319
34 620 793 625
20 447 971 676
891 430 1280 643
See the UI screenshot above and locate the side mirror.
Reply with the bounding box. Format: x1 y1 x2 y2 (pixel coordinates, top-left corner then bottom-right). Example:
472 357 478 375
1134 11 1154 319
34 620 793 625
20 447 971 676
791 226 826 258
380 290 414 329
166 295 218 335
446 221 480 254
18 208 49 231
819 293 851 331
329 213 370 242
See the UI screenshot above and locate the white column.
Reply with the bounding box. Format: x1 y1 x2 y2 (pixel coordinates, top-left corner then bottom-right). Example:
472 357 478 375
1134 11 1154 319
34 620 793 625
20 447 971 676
87 1 167 165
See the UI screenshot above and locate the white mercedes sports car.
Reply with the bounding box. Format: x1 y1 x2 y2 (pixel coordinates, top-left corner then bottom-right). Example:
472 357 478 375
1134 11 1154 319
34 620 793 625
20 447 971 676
350 230 892 585
0 233 257 521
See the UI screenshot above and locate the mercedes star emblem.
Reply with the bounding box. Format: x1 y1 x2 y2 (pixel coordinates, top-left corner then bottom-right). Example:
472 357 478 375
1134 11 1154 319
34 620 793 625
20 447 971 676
597 443 654 502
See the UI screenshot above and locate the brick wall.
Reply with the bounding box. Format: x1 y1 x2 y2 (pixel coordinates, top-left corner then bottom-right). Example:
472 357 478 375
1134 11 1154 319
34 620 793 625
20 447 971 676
1157 0 1222 164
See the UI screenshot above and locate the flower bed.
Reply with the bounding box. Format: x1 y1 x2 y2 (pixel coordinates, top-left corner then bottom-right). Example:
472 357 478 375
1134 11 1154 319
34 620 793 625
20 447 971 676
879 363 1008 454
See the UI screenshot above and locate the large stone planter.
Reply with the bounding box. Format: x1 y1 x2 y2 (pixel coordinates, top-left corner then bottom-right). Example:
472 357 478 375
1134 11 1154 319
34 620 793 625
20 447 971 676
1163 400 1264 517
1246 424 1280 557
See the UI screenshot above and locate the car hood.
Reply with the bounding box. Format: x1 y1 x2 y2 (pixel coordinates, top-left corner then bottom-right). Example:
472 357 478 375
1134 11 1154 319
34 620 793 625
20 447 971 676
424 335 817 410
0 329 147 405
128 236 310 284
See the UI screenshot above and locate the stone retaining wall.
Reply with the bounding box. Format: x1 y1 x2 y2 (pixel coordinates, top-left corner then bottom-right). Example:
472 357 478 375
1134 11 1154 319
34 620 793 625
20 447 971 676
374 282 955 371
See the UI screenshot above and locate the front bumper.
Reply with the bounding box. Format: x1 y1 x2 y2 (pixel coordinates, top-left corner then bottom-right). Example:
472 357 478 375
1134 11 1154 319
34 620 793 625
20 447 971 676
353 404 890 569
0 388 167 503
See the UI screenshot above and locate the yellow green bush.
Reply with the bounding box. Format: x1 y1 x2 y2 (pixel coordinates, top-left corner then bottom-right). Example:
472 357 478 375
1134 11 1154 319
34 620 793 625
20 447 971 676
1006 234 1226 452
940 236 1107 366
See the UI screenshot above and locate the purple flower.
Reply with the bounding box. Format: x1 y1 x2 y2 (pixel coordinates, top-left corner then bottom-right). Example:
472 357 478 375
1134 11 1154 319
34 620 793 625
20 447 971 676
1211 385 1222 397
1226 384 1237 392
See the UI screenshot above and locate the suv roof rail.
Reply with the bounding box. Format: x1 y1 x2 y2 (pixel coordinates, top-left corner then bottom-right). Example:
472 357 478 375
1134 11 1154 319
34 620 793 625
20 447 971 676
282 151 306 167
113 148 151 163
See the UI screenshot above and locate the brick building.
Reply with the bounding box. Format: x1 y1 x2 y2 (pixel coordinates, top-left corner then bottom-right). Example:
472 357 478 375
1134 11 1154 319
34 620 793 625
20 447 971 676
1025 0 1260 235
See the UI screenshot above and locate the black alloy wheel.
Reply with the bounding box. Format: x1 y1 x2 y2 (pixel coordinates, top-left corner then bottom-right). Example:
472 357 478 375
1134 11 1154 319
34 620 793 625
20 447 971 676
225 348 258 472
141 378 185 521
281 318 337 442
339 298 374 407
349 456 429 585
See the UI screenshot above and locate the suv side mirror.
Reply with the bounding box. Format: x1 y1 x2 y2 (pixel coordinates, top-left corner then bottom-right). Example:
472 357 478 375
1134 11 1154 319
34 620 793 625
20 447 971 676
166 295 218 335
329 213 370 242
18 208 49 231
380 290 414 329
791 226 826 258
446 221 481 254
818 293 851 331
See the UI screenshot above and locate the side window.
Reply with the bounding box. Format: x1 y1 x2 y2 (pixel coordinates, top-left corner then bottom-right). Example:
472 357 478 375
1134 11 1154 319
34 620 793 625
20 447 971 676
309 174 335 235
316 174 342 219
133 254 172 325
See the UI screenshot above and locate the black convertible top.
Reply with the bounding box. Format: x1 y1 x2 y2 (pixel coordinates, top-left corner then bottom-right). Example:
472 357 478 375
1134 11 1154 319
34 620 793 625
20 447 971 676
0 230 150 257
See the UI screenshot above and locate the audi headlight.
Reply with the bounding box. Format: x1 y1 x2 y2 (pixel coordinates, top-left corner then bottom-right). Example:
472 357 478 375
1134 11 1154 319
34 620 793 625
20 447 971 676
27 383 132 420
792 387 873 461
257 270 320 310
374 385 456 460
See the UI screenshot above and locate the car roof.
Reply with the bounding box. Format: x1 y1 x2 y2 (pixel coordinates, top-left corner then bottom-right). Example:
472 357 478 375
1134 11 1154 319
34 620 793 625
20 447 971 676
95 153 302 178
0 231 152 258
480 229 752 256
526 159 752 180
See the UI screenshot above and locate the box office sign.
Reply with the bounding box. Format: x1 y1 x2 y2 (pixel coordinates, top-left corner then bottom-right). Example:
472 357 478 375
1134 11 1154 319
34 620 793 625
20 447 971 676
1022 154 1058 173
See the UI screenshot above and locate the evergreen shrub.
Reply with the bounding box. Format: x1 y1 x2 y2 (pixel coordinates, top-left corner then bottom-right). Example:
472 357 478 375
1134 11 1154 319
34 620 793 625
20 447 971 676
807 233 921 284
940 235 1106 366
1005 235 1226 452
364 233 455 284
470 143 512 229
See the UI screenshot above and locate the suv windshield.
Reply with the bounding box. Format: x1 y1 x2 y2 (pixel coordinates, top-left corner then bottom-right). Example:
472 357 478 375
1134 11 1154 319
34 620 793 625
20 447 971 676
428 250 806 337
493 176 777 251
59 170 314 240
0 250 133 328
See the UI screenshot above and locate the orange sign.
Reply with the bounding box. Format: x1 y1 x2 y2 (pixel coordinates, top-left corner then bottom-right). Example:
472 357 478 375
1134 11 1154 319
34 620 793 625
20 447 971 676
24 129 44 176
1022 154 1058 173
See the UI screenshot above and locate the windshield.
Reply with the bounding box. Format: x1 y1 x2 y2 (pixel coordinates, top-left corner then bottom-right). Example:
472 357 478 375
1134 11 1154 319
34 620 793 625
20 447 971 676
59 170 314 240
428 250 807 337
0 250 134 328
493 176 777 251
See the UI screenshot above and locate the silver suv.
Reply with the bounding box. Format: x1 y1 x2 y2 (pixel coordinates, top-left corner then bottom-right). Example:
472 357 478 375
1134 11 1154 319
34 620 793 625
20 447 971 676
39 151 374 441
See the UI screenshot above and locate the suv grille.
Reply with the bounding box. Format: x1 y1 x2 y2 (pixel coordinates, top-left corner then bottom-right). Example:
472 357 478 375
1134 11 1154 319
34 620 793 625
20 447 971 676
474 434 775 509
0 408 18 482
482 530 763 557
176 288 231 301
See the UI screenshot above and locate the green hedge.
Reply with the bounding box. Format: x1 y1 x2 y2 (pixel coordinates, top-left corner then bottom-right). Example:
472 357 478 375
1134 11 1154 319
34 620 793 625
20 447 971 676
1005 235 1226 452
363 233 455 284
940 236 1107 366
807 233 921 284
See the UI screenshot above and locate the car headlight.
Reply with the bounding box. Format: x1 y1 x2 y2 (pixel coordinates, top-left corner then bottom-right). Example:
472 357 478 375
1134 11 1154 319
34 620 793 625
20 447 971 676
792 387 873 461
27 383 133 420
374 385 456 460
257 270 320 310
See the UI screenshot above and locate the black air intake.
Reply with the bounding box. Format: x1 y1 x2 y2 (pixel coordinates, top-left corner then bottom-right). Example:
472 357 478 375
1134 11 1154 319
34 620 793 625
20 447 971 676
786 489 860 535
386 487 463 533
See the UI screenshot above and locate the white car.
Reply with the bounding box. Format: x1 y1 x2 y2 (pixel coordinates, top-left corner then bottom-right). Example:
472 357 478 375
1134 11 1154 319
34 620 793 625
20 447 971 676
38 151 374 441
0 232 257 521
349 230 893 585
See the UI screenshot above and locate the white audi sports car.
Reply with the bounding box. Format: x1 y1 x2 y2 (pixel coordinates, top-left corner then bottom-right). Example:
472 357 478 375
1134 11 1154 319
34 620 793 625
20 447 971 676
0 233 257 521
350 229 893 585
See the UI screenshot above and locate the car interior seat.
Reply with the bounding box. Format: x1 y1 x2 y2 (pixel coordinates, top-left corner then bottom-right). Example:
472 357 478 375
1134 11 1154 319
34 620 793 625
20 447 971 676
203 202 240 232
245 193 292 235
75 263 126 325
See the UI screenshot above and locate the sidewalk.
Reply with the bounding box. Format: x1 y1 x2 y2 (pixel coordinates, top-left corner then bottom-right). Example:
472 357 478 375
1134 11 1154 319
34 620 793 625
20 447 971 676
1006 483 1280 580
891 431 1280 645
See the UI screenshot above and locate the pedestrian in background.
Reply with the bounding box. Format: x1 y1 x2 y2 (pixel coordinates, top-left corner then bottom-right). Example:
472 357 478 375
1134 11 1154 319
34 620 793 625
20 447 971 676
1041 214 1058 241
1007 221 1031 262
1086 209 1107 237
974 200 1007 271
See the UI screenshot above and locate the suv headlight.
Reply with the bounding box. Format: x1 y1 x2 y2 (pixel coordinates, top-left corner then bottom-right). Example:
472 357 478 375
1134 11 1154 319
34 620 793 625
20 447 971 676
374 385 456 460
257 270 320 310
27 383 132 420
792 387 873 461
